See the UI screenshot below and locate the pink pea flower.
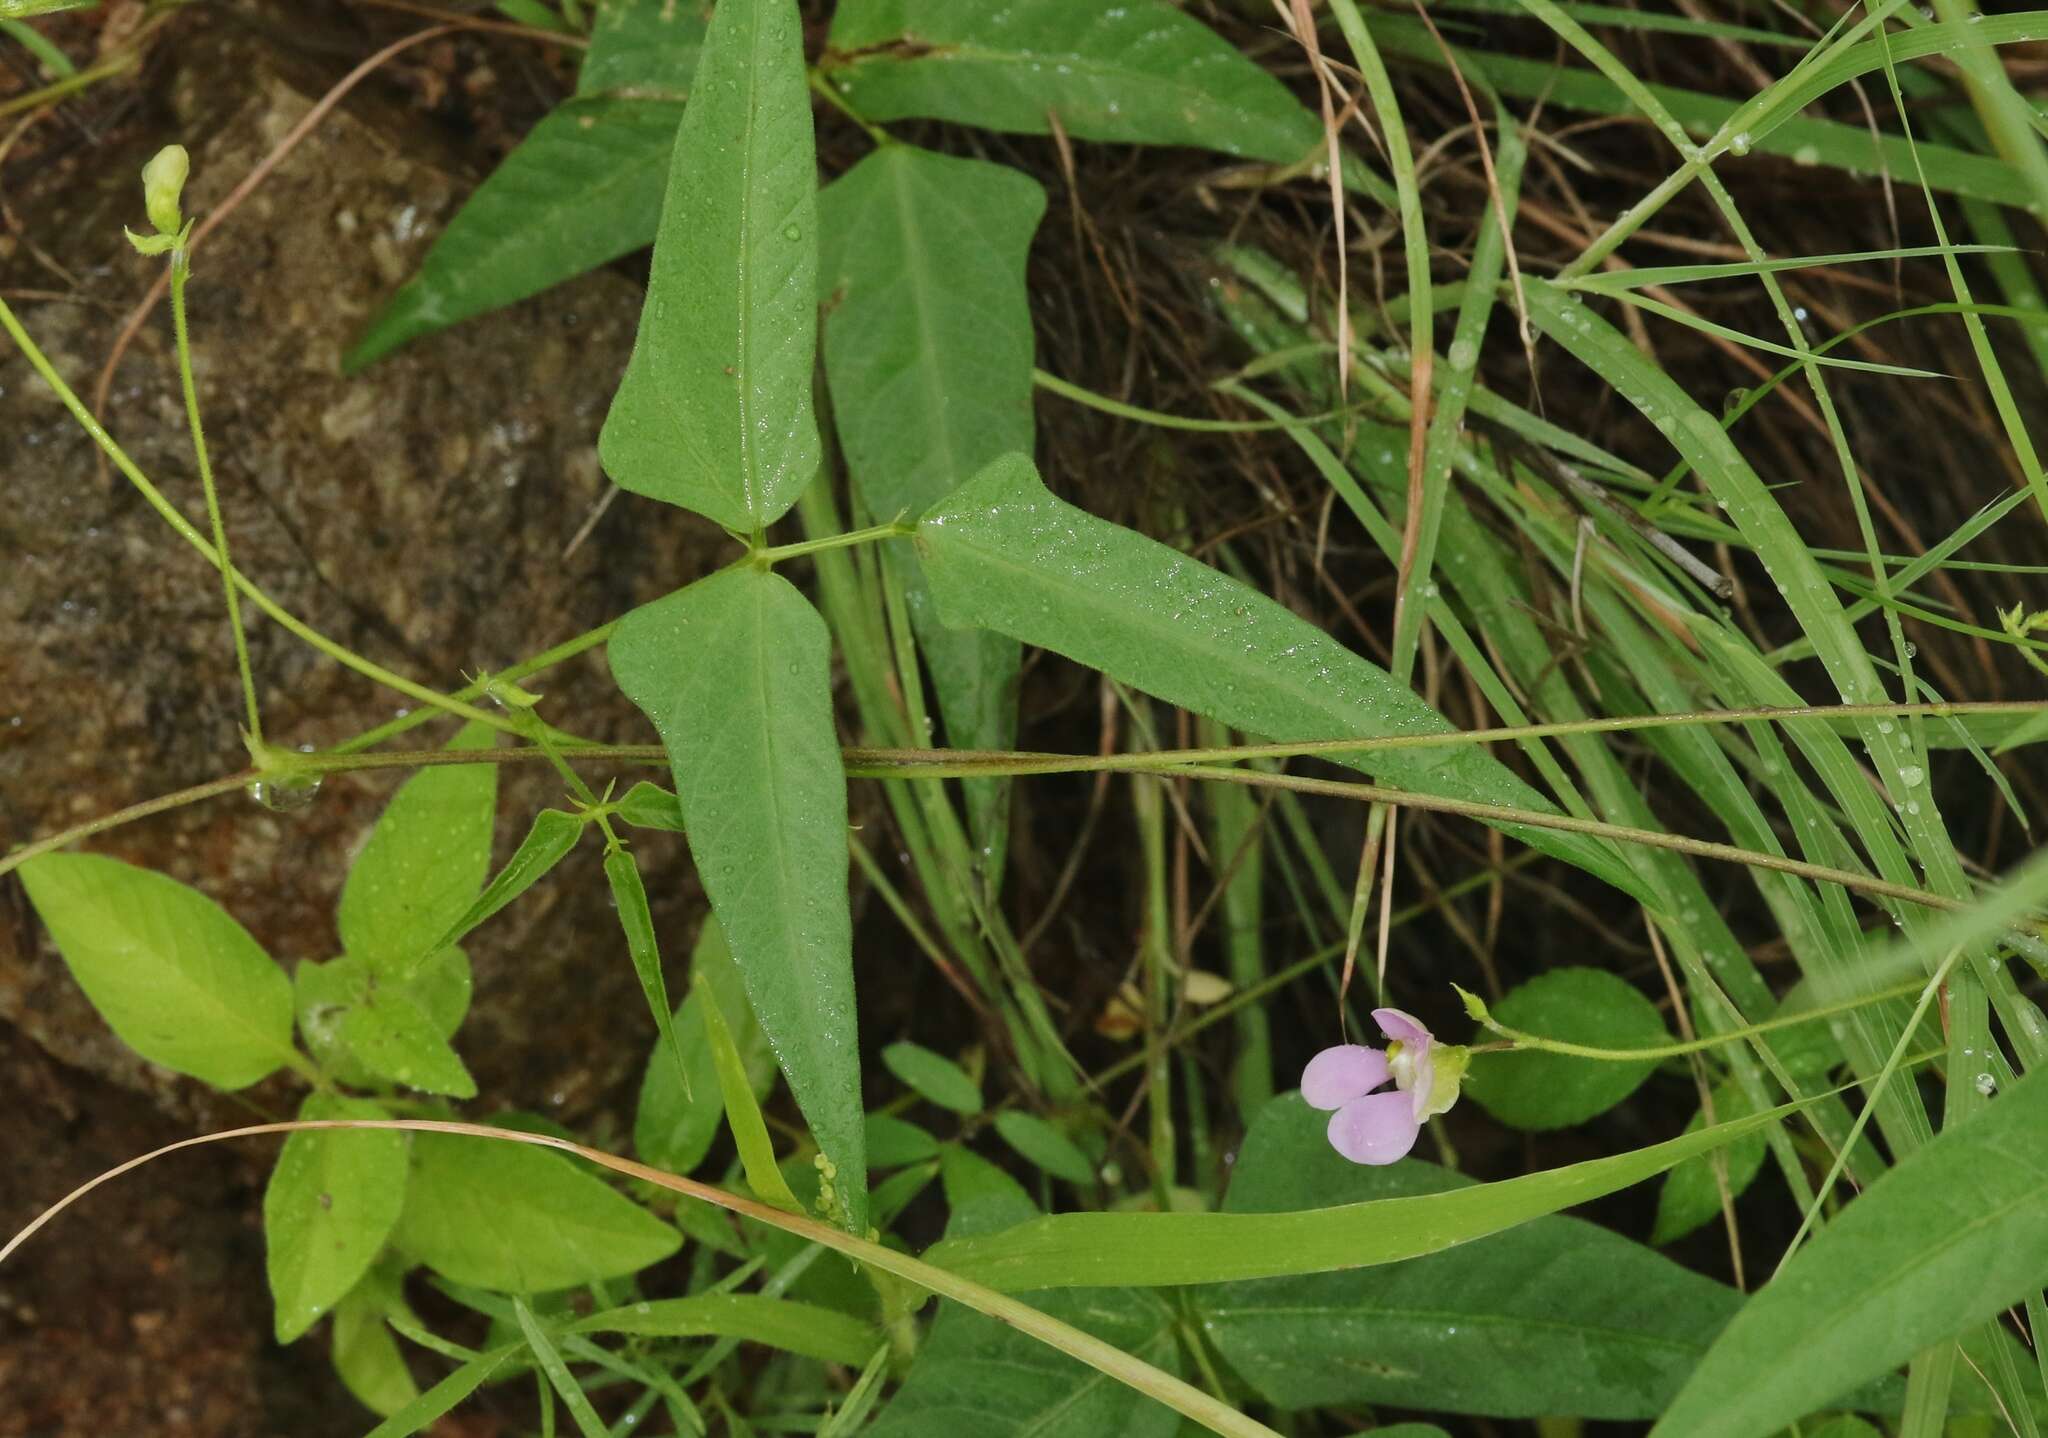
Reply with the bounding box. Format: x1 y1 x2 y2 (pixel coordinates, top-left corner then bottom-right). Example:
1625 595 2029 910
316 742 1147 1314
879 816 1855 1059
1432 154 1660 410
1300 1007 1468 1165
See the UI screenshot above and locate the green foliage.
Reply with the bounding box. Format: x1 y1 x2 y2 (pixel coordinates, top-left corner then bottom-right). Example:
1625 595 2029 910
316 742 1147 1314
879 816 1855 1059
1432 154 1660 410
882 1041 983 1115
917 453 1647 900
264 1093 407 1342
19 852 297 1089
823 0 1321 163
394 1131 681 1293
634 914 775 1175
1652 1081 1768 1245
337 721 498 981
343 101 681 370
870 1149 1181 1438
1465 967 1671 1130
610 565 865 1229
818 144 1044 861
329 1257 421 1416
992 1111 1096 1186
925 1090 1790 1292
1656 1063 2048 1438
599 0 819 532
1199 1096 1744 1419
437 807 585 952
295 946 472 1093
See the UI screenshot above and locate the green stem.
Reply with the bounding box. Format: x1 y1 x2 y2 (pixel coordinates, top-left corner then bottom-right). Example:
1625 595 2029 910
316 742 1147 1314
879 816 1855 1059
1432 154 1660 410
808 67 891 147
170 252 263 744
0 295 519 741
754 521 911 565
1476 978 1929 1060
332 621 616 755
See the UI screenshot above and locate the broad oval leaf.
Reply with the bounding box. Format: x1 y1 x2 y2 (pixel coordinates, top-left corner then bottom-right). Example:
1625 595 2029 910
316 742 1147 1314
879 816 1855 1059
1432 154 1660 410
1652 1081 1768 1246
1464 967 1670 1131
339 722 498 979
394 1130 680 1293
1196 1095 1740 1419
824 0 1322 164
867 1113 942 1168
1653 1063 2048 1438
344 99 682 371
882 1040 983 1115
599 0 820 532
340 984 477 1098
871 1148 1181 1438
609 565 865 1229
819 144 1044 860
992 1111 1096 1186
20 852 296 1089
331 1281 420 1417
296 949 473 1095
916 454 1646 901
264 1093 408 1343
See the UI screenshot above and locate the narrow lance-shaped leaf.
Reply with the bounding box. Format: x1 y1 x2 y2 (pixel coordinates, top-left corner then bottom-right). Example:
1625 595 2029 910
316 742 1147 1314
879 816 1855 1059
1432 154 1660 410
264 1093 408 1343
916 455 1648 903
20 852 297 1089
344 100 683 371
433 808 586 954
819 145 1045 866
871 1149 1182 1438
1196 1095 1746 1419
698 970 804 1213
823 0 1322 164
600 0 820 532
609 565 866 1230
1653 1063 2048 1438
635 913 776 1176
604 845 691 1103
925 1089 1799 1292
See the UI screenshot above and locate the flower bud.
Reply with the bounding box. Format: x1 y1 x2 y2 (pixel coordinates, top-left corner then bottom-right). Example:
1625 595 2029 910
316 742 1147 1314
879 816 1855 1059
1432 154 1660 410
141 143 189 236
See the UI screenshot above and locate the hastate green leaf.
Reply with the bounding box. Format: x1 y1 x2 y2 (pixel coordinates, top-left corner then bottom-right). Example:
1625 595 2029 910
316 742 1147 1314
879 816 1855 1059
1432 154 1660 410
339 722 498 979
635 914 775 1175
579 0 707 97
1653 1081 1768 1246
609 565 865 1229
1464 967 1670 1131
20 853 296 1089
823 0 1321 164
264 1093 408 1343
600 0 819 532
1654 1063 2048 1438
818 145 1043 861
870 1148 1181 1438
1197 1097 1741 1419
916 455 1646 902
819 146 1044 522
394 1131 680 1293
345 99 682 371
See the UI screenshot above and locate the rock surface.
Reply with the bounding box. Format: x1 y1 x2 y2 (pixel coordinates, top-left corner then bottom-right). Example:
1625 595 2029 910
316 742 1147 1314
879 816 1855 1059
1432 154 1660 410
1 21 720 1433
